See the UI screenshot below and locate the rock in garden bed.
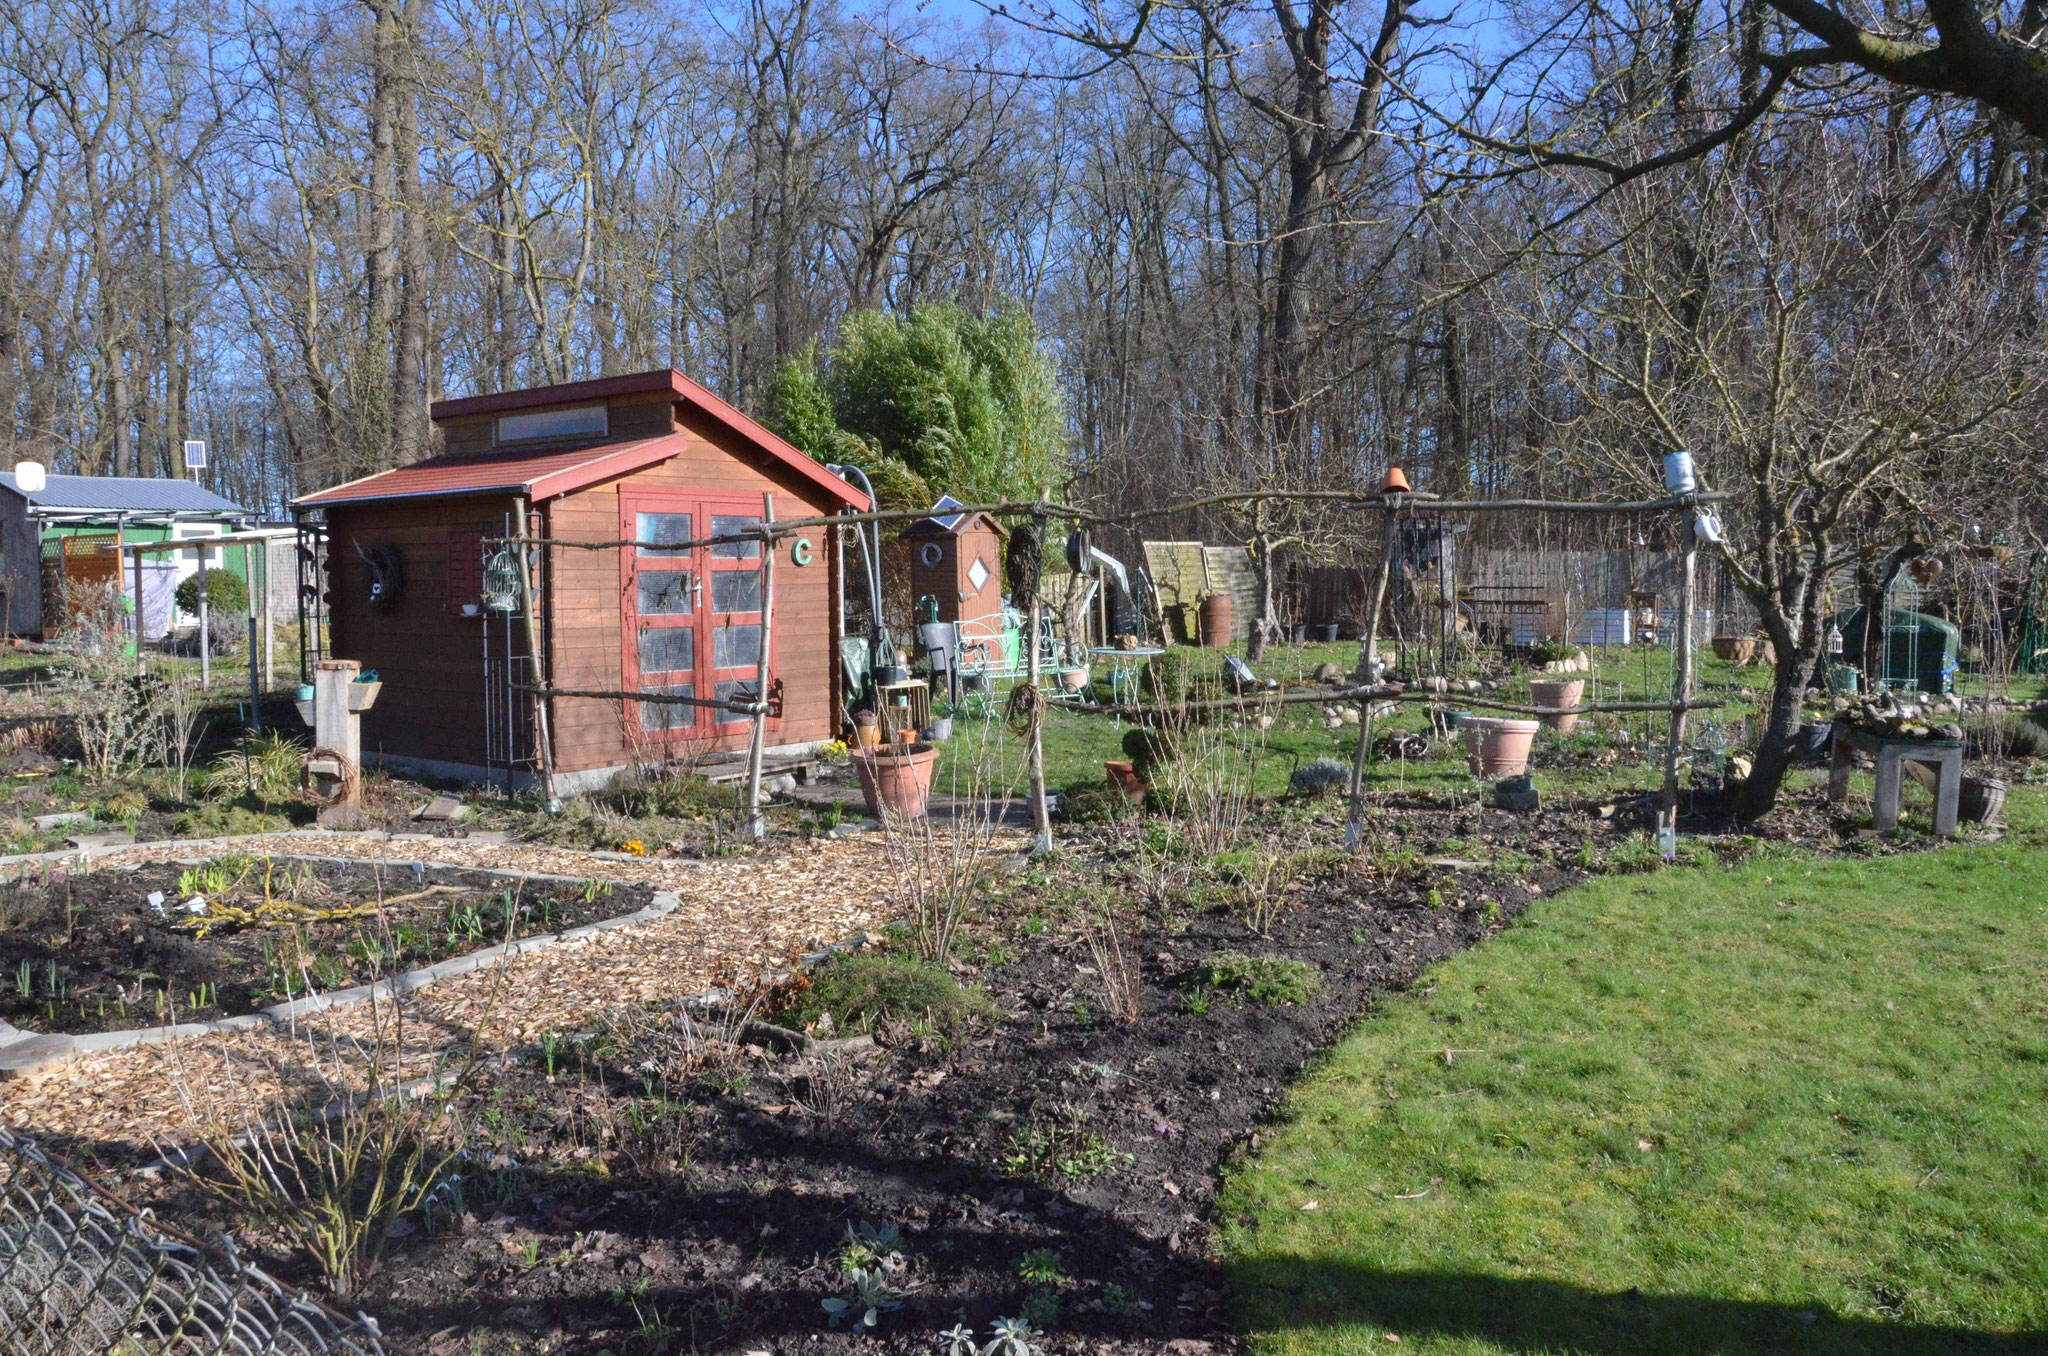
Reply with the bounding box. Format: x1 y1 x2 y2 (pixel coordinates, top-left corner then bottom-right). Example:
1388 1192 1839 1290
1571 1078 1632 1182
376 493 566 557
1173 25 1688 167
0 854 654 1034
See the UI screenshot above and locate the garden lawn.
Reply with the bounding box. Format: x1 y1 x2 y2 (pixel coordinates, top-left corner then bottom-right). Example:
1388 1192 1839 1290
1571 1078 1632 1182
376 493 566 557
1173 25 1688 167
1224 845 2048 1355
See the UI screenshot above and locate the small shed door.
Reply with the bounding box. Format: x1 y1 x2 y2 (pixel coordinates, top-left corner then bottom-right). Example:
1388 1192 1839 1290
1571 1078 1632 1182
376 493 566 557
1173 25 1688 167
621 494 772 741
623 499 700 738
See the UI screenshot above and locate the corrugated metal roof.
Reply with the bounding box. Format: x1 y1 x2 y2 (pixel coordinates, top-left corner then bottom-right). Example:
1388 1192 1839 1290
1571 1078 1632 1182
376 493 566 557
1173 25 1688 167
293 435 688 508
0 473 245 515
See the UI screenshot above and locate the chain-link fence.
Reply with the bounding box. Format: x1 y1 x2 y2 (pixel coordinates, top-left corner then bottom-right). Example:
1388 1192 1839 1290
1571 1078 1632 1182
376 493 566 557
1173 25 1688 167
0 1128 384 1354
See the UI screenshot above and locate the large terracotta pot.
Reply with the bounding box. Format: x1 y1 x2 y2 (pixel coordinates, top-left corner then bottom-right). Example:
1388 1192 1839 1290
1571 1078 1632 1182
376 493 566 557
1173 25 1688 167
1103 760 1146 804
853 744 940 819
1466 718 1538 777
1528 678 1585 733
1060 665 1092 694
1198 594 1233 648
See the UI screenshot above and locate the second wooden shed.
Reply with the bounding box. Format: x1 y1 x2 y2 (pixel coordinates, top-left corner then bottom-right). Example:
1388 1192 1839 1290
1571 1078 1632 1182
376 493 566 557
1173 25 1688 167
294 369 868 791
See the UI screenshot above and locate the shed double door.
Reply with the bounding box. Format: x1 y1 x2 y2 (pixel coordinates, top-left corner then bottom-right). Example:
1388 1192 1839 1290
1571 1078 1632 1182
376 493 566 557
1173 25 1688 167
621 492 769 742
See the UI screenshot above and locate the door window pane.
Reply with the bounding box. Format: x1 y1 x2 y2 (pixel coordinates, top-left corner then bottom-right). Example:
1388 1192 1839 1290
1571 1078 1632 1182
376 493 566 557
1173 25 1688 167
637 625 695 675
711 569 761 612
714 678 759 716
639 684 694 732
637 570 693 615
635 512 692 556
710 515 762 559
712 623 761 669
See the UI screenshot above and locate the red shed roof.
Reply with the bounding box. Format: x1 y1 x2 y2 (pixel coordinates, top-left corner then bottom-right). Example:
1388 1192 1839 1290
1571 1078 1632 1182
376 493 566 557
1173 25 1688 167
294 435 692 508
422 367 869 512
296 367 869 511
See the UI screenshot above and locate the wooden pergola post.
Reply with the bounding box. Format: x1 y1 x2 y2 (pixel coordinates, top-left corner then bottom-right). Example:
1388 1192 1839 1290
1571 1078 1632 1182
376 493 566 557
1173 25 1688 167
1345 501 1399 850
1659 511 1700 850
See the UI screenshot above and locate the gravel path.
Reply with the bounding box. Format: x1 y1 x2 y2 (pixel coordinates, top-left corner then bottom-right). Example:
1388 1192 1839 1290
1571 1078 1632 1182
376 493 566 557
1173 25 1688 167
0 832 898 1151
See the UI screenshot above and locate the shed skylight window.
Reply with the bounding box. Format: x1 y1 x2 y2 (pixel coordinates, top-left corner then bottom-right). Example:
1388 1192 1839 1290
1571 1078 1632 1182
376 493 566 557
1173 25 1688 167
496 404 607 443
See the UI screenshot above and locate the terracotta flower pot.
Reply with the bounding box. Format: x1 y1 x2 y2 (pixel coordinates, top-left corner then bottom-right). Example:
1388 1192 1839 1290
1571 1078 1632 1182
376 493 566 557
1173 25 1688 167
1103 760 1146 804
853 744 939 819
854 715 882 749
1710 635 1756 664
1060 665 1092 694
1466 718 1538 777
1528 678 1584 733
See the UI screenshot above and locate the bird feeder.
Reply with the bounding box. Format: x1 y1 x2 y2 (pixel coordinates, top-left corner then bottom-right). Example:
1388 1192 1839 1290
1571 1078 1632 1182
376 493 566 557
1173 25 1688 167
300 659 379 826
1629 590 1660 646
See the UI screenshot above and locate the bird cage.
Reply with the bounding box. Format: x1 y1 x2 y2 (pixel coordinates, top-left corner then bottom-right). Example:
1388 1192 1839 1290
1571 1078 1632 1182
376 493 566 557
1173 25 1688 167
482 547 523 613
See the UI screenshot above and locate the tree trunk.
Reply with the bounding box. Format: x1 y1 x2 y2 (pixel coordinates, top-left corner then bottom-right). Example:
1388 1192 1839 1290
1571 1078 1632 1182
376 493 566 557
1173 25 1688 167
362 0 399 465
393 1 428 464
1738 635 1821 821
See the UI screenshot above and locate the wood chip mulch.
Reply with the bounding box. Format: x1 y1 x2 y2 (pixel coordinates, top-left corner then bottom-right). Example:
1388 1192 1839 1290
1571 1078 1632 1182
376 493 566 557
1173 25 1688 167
0 832 901 1152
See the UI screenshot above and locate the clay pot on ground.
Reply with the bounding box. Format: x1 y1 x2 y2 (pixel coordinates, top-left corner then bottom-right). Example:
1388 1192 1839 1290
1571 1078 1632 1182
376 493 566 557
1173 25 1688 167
1060 665 1092 694
1711 636 1756 664
1103 760 1147 804
853 713 882 749
1466 717 1539 777
852 744 940 818
1528 678 1585 733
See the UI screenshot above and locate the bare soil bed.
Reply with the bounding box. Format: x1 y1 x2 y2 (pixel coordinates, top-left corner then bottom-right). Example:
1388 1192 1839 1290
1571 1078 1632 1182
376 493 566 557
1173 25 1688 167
168 833 1570 1355
0 856 654 1033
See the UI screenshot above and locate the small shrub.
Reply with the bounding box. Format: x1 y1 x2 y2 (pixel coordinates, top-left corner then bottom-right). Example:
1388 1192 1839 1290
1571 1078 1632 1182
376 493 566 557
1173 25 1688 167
174 567 249 618
1016 1249 1067 1285
1059 779 1132 825
1289 758 1350 796
1969 714 2048 760
1018 1290 1061 1331
201 732 308 804
1000 1111 1131 1180
1194 951 1322 1006
94 788 150 823
786 953 994 1033
173 801 293 838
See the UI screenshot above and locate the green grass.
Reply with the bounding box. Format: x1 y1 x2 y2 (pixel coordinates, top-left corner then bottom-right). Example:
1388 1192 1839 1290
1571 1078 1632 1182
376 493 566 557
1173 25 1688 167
1224 846 2048 1355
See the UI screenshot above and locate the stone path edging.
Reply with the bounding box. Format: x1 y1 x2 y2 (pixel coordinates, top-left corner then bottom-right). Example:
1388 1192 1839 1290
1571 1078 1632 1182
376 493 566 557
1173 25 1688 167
0 843 685 1080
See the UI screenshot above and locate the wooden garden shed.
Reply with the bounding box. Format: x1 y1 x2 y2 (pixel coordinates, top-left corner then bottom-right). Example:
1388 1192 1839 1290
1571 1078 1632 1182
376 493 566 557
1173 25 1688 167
905 496 1008 655
293 369 868 792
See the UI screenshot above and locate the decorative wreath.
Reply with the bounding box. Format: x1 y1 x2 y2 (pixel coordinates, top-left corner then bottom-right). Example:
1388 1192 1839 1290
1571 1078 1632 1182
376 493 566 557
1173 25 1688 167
355 542 405 612
919 541 944 569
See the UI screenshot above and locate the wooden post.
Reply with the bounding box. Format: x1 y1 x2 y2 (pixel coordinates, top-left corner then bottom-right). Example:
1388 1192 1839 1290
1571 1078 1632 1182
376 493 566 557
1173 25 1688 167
744 493 776 841
310 658 364 826
1659 512 1699 850
244 542 260 732
130 539 146 673
198 544 210 690
1027 508 1052 854
1345 502 1399 850
261 539 274 692
512 496 558 808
